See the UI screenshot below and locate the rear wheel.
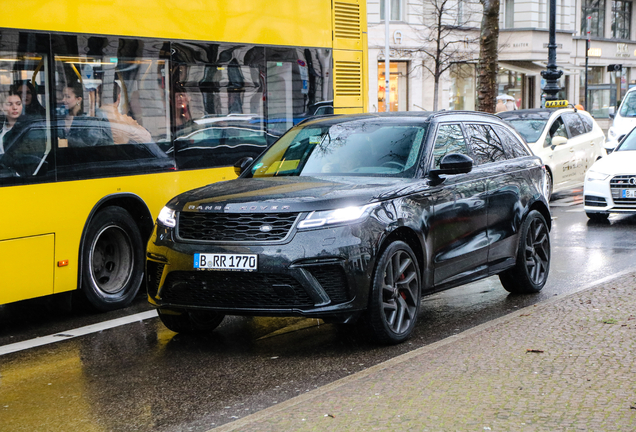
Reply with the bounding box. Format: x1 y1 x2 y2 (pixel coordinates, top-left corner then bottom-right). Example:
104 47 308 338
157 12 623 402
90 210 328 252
365 241 421 344
499 210 550 294
80 206 144 311
158 309 225 333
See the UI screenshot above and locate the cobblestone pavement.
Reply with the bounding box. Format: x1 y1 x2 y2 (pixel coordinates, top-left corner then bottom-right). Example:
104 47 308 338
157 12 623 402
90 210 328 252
212 272 636 432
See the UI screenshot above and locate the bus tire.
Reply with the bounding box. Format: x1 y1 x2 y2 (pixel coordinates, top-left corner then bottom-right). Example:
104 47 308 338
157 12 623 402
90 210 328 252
80 206 144 311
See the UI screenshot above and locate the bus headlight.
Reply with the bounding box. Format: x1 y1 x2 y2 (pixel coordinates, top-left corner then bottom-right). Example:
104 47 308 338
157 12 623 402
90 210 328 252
157 206 176 228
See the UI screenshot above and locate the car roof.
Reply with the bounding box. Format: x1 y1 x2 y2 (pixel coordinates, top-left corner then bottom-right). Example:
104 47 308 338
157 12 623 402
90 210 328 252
297 110 507 128
497 108 577 121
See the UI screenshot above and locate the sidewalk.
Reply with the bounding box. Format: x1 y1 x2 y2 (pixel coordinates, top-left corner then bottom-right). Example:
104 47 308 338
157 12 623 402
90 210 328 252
212 272 636 432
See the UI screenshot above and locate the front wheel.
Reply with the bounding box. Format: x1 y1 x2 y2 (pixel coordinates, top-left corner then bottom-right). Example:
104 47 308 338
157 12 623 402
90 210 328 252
499 210 551 294
158 309 225 333
80 206 144 311
364 241 421 344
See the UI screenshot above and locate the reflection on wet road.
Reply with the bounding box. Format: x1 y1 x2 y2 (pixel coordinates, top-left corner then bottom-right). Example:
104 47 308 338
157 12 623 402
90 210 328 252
2 189 636 431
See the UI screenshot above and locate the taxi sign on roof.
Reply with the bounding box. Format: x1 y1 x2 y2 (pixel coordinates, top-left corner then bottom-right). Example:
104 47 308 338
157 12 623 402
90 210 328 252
545 100 569 108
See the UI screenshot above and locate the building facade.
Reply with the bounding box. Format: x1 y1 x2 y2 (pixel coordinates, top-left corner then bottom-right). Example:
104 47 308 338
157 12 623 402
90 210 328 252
367 0 636 120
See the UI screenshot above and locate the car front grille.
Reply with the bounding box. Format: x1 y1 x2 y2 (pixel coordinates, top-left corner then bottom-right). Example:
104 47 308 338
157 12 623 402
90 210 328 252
146 261 165 298
177 212 300 242
311 265 350 303
610 175 636 208
160 271 314 308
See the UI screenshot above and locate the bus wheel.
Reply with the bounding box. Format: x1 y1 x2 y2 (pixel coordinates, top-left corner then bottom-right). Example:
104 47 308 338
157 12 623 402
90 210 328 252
81 206 144 311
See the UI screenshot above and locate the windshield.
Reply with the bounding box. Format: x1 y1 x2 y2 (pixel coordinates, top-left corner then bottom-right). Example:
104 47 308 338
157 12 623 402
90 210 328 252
247 120 427 178
505 119 548 143
616 128 636 151
619 91 636 117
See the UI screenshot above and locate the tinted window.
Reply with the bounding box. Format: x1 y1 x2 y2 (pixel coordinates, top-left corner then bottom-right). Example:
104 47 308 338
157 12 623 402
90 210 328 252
579 113 594 133
52 34 173 180
464 124 506 164
546 117 568 147
0 31 53 185
505 118 547 143
431 124 469 169
562 112 586 137
492 125 531 158
619 90 636 117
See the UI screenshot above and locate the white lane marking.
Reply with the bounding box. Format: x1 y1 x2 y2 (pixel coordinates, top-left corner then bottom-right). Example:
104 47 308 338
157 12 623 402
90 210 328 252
0 310 158 356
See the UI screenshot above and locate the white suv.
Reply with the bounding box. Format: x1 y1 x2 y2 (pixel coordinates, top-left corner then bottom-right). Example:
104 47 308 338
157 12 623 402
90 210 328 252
607 87 636 153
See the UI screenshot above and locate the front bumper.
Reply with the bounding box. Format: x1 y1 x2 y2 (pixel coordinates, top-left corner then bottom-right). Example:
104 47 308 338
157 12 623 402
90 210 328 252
584 176 636 215
146 221 381 323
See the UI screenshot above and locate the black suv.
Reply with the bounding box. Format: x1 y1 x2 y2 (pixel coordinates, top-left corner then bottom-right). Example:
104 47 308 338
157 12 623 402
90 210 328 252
146 112 551 344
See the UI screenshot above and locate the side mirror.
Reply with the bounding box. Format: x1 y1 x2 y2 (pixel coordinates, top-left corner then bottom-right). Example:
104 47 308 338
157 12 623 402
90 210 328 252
609 106 616 118
551 136 568 147
429 153 473 177
234 156 254 176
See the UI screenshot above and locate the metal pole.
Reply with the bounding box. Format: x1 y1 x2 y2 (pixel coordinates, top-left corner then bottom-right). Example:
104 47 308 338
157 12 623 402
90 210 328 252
385 0 391 112
540 0 563 102
585 16 590 110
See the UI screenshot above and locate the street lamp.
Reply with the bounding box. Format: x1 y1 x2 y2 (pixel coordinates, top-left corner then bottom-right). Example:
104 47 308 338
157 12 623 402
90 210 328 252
541 0 563 102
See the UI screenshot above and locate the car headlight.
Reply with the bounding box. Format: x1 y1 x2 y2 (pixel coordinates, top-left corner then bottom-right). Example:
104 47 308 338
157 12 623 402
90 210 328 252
586 170 610 182
157 206 176 228
297 203 379 229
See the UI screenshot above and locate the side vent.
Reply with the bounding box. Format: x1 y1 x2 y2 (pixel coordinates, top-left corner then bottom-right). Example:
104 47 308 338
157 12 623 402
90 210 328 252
333 50 363 107
334 1 361 40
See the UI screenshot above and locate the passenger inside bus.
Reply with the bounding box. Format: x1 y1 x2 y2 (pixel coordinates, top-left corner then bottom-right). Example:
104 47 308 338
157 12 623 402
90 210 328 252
97 82 152 144
15 81 46 119
0 89 25 155
59 82 113 147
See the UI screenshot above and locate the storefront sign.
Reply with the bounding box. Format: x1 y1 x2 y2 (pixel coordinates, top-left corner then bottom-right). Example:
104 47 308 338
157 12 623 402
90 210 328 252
378 49 414 59
588 48 602 57
542 43 563 49
616 43 630 57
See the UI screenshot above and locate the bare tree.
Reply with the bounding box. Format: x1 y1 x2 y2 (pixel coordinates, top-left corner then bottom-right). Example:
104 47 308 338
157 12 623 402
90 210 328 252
411 0 479 111
476 0 500 113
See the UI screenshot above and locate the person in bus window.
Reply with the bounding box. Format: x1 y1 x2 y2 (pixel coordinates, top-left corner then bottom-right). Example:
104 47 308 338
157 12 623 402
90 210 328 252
15 81 46 119
97 82 151 144
173 85 194 136
59 82 113 148
0 89 25 155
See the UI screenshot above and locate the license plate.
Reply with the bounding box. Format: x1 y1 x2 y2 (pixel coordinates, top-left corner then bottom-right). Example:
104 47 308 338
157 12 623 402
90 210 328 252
194 253 257 271
621 189 636 198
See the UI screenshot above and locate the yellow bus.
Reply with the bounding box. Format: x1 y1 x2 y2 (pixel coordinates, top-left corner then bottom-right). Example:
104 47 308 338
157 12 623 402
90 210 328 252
0 0 367 311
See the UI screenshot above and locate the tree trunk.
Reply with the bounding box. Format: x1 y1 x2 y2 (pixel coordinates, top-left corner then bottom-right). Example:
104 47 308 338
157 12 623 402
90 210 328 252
477 0 500 113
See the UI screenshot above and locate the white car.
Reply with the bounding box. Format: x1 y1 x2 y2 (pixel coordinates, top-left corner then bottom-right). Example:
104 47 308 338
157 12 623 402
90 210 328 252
607 87 636 153
584 127 636 220
498 108 606 200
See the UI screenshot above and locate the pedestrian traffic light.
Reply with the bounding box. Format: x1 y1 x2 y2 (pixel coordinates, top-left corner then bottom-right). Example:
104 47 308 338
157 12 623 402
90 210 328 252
607 64 622 72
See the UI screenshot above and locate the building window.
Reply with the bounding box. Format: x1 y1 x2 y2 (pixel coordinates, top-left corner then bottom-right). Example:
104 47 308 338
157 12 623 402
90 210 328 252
505 0 515 28
581 0 605 37
380 0 402 21
612 0 632 39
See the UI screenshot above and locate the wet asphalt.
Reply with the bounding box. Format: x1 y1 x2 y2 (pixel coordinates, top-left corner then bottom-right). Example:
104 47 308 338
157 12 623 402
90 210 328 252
1 189 636 431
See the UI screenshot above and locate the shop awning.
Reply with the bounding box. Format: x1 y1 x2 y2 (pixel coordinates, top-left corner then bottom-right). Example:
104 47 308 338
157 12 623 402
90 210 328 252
532 61 586 73
499 61 546 76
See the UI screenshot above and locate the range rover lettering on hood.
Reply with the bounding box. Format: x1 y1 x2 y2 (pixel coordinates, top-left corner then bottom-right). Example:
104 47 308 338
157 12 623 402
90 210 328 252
185 203 293 212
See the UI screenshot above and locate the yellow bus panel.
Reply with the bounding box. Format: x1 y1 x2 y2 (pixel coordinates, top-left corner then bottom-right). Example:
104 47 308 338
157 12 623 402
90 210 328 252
0 234 54 304
4 0 332 48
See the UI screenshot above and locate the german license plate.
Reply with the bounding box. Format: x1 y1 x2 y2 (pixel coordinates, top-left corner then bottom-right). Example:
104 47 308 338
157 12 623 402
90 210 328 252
193 253 257 271
621 189 636 198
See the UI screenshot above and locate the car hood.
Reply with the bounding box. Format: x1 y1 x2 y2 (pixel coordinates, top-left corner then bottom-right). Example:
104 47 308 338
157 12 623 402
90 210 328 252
589 150 636 175
169 176 428 213
611 115 636 137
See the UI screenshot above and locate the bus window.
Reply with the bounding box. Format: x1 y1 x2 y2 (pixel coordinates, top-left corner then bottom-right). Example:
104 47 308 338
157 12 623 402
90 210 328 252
170 43 269 169
51 35 173 180
265 47 333 137
0 32 53 185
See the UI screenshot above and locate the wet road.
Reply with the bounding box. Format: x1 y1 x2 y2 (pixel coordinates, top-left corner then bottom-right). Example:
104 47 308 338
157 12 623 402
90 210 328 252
2 189 636 432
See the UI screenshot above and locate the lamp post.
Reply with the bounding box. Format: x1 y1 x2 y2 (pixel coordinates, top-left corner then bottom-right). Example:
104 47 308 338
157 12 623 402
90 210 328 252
540 0 563 102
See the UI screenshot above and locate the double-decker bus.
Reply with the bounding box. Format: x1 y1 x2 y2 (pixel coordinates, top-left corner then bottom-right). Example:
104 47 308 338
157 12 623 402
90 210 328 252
0 0 367 311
